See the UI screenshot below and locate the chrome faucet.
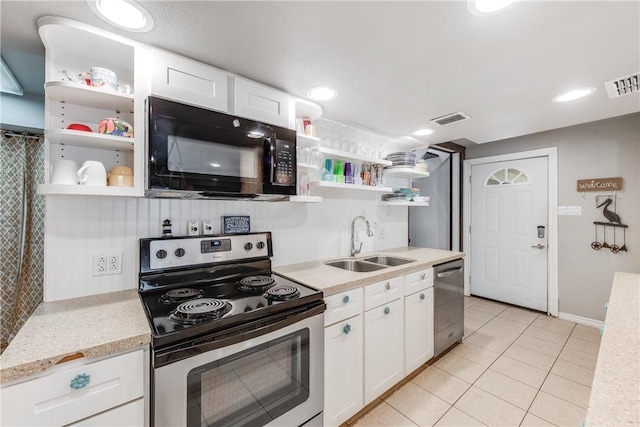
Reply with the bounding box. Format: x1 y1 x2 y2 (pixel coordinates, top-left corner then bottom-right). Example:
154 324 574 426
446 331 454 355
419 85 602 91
351 216 374 256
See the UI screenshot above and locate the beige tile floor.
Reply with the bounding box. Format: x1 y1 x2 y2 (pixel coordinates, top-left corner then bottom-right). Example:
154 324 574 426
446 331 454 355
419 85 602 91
349 296 601 427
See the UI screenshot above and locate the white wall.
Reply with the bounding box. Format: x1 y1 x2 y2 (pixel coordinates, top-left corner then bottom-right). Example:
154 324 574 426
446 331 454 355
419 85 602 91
466 113 640 321
44 191 409 301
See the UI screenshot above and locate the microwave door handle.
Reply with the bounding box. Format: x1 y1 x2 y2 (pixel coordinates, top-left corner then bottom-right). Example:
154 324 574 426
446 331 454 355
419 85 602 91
268 137 277 183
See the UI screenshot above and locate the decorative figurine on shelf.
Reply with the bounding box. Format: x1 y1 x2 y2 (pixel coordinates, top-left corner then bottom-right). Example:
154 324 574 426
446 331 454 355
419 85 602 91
596 198 626 226
162 219 172 238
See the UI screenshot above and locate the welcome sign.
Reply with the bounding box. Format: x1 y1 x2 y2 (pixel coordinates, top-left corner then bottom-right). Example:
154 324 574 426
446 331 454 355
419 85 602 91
576 177 623 192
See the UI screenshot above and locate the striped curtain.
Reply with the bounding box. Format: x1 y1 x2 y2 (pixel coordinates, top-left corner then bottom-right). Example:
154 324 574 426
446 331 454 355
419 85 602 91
0 130 45 353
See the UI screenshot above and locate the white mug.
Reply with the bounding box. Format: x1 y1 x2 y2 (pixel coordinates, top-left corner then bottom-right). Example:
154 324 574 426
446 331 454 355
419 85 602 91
51 159 79 185
77 160 107 186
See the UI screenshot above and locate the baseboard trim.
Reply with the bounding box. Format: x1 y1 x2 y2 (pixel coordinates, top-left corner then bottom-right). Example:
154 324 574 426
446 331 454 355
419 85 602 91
558 312 604 328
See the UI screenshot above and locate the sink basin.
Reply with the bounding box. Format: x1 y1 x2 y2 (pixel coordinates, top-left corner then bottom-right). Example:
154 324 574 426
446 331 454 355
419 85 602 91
324 259 388 272
362 255 416 266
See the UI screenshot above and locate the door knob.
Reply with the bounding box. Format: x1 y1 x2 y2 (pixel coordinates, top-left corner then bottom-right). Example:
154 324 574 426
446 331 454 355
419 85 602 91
531 244 546 249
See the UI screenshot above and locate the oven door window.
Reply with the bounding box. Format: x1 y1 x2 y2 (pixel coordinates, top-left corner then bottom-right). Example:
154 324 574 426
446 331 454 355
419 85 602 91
187 329 310 427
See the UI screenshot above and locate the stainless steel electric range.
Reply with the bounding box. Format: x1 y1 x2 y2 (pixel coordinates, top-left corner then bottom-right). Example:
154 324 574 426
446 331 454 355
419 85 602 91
138 232 325 427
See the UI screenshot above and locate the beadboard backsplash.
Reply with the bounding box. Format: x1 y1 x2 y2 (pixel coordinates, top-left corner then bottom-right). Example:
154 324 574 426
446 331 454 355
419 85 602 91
44 193 409 301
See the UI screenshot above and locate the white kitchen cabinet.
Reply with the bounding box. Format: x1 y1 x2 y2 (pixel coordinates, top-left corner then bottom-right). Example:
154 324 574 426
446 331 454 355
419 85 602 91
234 77 292 128
324 315 364 427
404 268 435 374
363 298 404 404
37 17 145 197
324 288 363 327
0 349 145 427
363 276 404 311
151 49 228 112
404 287 434 374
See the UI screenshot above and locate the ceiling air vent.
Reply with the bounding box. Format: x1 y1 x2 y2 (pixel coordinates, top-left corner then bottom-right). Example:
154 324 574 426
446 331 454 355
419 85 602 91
604 72 639 99
430 111 471 126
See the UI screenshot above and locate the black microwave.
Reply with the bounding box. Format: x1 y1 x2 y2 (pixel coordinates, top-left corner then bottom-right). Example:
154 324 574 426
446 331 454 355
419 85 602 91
146 96 296 200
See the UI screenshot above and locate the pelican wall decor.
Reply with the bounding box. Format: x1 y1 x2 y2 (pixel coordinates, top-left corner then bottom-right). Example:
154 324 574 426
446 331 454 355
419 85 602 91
591 195 628 253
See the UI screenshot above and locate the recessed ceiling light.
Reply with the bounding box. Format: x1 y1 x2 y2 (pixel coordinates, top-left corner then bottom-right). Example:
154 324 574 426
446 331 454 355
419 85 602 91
307 86 337 101
87 0 154 32
412 129 434 136
468 0 519 16
552 87 597 103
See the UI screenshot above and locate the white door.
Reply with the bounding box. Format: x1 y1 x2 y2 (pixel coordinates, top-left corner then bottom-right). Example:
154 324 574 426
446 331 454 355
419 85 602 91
470 157 548 311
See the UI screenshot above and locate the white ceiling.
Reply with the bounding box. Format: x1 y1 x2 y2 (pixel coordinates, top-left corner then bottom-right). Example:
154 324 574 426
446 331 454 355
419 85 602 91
1 1 639 145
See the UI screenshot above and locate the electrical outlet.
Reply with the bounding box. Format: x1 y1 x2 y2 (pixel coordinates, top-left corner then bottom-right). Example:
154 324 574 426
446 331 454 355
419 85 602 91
92 254 107 276
93 252 122 276
202 220 214 235
188 221 200 236
108 253 122 274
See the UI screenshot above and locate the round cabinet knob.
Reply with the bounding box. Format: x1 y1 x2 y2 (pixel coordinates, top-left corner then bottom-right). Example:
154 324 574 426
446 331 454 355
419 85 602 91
604 302 609 310
174 248 185 258
70 373 91 389
343 295 350 304
256 241 265 250
599 325 604 335
385 282 391 290
420 273 425 280
244 242 253 251
384 307 390 315
420 293 425 300
155 249 167 259
343 324 351 335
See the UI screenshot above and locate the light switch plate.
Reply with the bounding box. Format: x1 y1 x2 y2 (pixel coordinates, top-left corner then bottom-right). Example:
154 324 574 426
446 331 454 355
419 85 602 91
558 206 582 216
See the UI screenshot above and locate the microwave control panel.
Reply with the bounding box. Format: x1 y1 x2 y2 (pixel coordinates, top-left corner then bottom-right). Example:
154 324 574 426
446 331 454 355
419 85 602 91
273 139 294 186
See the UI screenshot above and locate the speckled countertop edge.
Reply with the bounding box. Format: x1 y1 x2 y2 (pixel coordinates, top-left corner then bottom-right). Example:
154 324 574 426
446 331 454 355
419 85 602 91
585 272 640 427
274 246 465 296
0 289 151 385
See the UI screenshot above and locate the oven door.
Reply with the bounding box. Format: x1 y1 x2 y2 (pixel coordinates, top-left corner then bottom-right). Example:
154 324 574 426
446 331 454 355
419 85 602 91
153 313 323 427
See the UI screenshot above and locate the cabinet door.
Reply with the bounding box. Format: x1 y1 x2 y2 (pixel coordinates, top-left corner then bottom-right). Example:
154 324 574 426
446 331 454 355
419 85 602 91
151 49 228 112
324 288 363 327
363 299 404 404
404 267 434 296
324 315 363 427
234 77 292 128
404 287 434 375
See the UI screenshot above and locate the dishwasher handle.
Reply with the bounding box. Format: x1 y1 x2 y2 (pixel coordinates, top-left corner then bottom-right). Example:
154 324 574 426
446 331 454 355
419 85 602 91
436 267 464 278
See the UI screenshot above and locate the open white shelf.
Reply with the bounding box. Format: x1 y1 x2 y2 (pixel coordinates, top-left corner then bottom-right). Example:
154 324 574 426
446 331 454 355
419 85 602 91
37 183 141 197
296 134 320 148
45 81 134 112
295 98 323 121
383 167 430 179
46 129 134 151
318 147 392 166
297 163 320 172
313 181 393 193
289 195 323 203
380 201 430 206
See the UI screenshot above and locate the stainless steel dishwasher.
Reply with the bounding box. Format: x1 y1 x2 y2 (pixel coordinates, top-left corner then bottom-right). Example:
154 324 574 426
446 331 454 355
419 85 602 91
433 258 464 357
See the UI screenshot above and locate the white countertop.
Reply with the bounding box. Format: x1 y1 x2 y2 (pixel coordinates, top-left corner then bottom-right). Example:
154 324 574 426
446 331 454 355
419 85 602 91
0 290 150 385
274 246 465 296
585 272 640 426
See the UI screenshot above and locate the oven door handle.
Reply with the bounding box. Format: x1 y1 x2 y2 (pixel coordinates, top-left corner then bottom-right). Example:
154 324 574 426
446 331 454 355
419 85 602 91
154 303 325 368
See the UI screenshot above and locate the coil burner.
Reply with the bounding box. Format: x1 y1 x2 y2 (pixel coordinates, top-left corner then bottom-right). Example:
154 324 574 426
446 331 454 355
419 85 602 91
238 275 277 292
169 298 232 324
159 288 204 304
264 285 301 301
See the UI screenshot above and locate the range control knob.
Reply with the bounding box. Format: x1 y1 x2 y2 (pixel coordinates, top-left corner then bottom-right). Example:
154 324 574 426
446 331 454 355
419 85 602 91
155 249 168 259
256 241 265 250
174 248 185 258
244 242 253 251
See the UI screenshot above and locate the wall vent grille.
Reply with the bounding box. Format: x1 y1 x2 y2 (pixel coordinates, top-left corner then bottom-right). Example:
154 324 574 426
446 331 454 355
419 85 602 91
430 112 471 126
604 72 639 98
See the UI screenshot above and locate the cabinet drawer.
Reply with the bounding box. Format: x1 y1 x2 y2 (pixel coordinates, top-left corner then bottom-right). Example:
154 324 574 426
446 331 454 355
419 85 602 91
234 77 291 128
1 349 144 427
364 276 404 311
151 49 228 112
324 288 363 327
68 398 144 426
404 268 433 296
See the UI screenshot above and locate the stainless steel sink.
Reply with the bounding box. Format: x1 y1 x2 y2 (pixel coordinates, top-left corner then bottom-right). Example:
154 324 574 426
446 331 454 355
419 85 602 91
324 259 388 272
362 255 416 266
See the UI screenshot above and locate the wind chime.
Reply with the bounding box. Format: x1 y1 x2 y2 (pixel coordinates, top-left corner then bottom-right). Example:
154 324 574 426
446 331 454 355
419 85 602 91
591 194 628 253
